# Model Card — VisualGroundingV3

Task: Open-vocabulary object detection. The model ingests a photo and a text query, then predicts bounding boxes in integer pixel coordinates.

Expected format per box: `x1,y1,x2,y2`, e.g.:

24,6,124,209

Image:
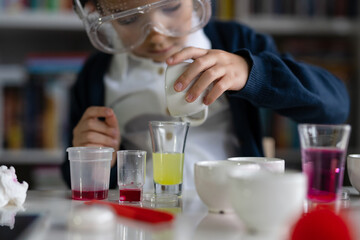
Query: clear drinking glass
117,150,146,203
149,121,190,200
298,124,351,203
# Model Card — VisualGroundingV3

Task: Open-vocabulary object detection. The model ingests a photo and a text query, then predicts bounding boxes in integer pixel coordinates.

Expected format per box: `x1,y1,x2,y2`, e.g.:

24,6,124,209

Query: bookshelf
213,0,360,176
0,11,83,30
0,0,94,189
235,17,357,36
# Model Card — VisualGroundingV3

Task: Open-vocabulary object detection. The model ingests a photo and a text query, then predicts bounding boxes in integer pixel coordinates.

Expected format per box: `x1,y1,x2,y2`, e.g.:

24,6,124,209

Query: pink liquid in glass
72,189,108,200
119,188,142,202
302,148,345,202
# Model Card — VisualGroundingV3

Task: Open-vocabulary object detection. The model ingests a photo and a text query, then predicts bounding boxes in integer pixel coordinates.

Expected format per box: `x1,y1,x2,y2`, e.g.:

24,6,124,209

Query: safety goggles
74,0,212,54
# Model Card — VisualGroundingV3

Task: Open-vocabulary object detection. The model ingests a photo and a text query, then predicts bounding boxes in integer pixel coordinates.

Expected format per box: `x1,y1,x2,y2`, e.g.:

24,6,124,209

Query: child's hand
166,47,250,105
72,106,121,166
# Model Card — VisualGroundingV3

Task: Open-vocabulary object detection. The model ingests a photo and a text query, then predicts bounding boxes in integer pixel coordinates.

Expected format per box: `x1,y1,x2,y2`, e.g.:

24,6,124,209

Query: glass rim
149,121,190,126
117,150,147,155
298,123,351,130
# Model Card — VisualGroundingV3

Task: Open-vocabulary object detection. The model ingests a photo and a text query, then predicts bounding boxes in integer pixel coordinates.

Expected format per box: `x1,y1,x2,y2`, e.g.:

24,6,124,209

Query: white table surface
2,188,360,240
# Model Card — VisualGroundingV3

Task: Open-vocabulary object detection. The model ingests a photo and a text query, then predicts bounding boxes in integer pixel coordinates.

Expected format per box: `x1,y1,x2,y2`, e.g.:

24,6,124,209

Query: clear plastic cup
66,147,114,200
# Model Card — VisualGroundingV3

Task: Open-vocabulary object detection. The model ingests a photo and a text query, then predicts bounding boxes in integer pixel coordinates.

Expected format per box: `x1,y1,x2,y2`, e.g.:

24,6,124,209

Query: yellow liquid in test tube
153,152,184,185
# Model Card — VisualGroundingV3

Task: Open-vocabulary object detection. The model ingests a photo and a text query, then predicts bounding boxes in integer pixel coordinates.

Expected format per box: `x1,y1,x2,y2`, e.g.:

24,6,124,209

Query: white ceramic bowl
194,160,260,213
228,170,306,233
227,157,285,173
347,154,360,193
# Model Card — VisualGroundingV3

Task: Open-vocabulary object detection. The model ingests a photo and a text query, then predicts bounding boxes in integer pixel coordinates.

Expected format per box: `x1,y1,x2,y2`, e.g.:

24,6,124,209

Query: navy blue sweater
61,20,350,189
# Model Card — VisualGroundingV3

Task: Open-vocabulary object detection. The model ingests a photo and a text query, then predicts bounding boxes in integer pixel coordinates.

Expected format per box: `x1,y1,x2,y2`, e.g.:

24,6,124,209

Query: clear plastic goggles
74,0,212,54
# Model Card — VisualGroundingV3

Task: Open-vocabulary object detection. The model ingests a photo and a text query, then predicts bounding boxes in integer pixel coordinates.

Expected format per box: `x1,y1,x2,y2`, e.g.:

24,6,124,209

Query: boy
61,0,349,190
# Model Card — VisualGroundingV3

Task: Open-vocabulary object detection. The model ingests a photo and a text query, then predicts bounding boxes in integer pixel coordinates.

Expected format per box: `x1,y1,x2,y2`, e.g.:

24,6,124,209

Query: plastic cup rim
66,146,115,153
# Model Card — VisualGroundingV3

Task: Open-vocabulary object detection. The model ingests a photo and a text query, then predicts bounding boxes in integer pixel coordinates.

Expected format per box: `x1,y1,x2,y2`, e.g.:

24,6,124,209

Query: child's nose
145,30,168,46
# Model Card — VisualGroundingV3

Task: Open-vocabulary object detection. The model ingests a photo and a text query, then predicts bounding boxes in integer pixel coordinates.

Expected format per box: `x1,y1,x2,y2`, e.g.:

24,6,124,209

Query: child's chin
152,58,167,63
150,55,169,63
150,48,180,63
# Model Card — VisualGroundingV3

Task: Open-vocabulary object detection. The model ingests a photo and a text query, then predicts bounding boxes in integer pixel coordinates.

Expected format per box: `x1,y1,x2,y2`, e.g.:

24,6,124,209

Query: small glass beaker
149,121,190,201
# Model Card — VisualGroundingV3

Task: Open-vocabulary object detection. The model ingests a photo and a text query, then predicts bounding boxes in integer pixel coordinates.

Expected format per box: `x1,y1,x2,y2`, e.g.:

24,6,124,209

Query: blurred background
0,0,358,189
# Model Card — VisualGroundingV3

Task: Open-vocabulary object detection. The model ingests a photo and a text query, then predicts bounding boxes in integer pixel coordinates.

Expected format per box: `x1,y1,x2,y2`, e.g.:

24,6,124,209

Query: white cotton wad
0,166,28,208
0,206,24,229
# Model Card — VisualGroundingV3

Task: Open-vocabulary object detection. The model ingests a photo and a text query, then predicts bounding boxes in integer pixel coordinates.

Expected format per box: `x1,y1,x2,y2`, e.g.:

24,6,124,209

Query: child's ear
84,1,96,12
76,0,96,12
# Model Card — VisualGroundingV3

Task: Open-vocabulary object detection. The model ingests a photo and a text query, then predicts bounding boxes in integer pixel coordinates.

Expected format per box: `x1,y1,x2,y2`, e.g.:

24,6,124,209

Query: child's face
98,0,193,62
131,30,188,63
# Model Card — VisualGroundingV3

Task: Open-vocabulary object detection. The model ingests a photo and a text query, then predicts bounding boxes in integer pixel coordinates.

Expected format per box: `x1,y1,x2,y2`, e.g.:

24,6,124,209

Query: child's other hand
166,47,250,105
72,106,121,166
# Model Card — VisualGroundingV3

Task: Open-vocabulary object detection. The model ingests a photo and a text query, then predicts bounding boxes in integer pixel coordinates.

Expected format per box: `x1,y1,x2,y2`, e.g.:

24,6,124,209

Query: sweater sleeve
206,20,350,124
237,49,349,124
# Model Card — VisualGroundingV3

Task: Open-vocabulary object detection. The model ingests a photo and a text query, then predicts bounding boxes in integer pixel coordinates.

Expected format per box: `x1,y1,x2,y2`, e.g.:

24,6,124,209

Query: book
216,0,234,20
3,86,24,149
0,65,26,149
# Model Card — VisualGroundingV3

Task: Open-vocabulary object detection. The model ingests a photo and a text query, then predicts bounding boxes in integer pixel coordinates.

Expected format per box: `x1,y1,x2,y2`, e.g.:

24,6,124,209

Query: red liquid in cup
72,189,108,200
302,148,345,202
119,188,142,202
